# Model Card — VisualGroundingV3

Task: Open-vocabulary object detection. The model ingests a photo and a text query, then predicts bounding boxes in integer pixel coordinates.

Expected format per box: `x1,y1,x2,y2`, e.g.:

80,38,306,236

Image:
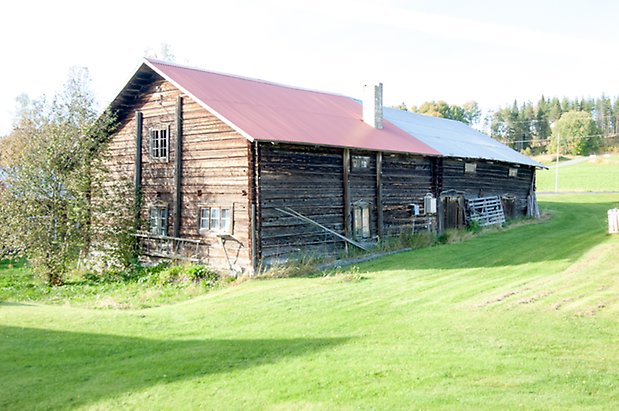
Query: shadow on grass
0,325,348,409
361,200,618,271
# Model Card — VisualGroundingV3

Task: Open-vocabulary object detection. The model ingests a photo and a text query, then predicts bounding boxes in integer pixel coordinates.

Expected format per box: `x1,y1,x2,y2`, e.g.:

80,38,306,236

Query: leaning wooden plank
274,207,371,251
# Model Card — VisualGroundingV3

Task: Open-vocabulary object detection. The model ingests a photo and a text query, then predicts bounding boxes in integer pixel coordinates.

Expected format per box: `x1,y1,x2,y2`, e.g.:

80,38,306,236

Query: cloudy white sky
1,0,619,135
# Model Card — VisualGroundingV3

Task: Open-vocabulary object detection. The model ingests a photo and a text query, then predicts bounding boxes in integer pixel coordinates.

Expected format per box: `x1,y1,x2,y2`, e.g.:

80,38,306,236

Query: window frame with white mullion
148,124,170,161
148,206,168,236
351,155,371,171
198,205,233,234
464,162,477,174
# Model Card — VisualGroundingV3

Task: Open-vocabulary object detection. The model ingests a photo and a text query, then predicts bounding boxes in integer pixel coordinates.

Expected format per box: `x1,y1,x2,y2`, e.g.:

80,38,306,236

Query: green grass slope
536,154,619,192
1,195,619,410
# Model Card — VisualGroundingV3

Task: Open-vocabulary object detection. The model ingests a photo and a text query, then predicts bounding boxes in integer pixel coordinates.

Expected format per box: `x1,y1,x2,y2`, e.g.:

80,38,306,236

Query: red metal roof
143,59,440,156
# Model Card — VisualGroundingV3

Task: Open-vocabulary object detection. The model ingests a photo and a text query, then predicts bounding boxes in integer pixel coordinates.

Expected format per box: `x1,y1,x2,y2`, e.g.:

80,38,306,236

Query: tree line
486,95,618,155
398,95,619,156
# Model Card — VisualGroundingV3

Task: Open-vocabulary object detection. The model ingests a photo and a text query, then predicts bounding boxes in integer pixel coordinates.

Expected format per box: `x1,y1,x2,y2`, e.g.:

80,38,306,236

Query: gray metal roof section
383,107,544,168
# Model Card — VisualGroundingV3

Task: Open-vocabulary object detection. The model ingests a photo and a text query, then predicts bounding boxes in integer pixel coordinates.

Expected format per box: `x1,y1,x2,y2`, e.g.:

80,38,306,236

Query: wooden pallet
466,196,506,227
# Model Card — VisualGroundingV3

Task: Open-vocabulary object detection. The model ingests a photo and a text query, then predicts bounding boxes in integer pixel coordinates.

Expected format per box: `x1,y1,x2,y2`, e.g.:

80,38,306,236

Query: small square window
508,167,518,177
149,126,169,160
352,155,370,170
464,162,477,174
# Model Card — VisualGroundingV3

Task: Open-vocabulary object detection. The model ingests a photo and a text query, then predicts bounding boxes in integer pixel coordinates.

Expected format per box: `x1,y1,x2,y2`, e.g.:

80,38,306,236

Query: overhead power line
501,134,617,145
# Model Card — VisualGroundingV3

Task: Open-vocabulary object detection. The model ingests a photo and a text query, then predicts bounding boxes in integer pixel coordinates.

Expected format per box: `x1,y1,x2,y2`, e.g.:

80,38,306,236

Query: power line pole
555,132,560,192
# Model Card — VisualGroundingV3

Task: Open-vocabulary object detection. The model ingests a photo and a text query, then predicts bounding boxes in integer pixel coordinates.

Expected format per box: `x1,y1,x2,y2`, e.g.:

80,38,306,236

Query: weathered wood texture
343,149,351,238
101,75,538,272
350,150,378,238
256,145,441,261
103,79,251,272
381,153,434,235
441,159,534,216
257,143,345,260
173,96,183,237
376,152,384,237
178,95,251,270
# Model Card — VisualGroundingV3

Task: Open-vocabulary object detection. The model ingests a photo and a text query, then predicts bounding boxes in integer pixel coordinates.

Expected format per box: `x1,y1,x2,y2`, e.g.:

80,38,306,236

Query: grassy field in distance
535,153,619,192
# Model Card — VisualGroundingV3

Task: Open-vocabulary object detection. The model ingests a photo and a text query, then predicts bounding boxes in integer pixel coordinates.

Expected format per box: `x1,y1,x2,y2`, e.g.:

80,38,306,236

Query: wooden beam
250,141,262,274
343,148,351,238
251,204,257,273
432,157,444,234
125,87,145,94
173,96,183,237
275,207,371,251
376,151,383,238
135,72,154,80
134,111,143,229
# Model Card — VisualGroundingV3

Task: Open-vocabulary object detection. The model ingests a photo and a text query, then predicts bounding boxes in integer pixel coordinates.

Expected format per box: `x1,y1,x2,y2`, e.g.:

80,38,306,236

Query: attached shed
102,58,543,273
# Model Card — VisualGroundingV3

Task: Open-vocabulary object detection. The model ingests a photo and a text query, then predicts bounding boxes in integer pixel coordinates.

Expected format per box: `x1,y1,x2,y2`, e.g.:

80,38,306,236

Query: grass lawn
0,260,224,309
536,154,619,192
1,194,619,410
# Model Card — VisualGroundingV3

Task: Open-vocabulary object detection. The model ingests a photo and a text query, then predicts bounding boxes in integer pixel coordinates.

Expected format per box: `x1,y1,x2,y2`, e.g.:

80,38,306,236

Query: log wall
257,143,345,261
255,144,440,263
381,153,435,234
103,79,251,272
350,150,378,239
441,159,535,217
101,75,537,272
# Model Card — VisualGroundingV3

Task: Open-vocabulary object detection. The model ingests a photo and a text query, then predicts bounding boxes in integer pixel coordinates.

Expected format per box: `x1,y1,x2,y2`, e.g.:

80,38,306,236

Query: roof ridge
144,57,350,99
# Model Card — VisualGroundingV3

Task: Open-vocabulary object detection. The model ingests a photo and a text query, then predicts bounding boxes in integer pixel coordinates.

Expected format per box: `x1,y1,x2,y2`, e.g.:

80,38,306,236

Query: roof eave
252,137,442,157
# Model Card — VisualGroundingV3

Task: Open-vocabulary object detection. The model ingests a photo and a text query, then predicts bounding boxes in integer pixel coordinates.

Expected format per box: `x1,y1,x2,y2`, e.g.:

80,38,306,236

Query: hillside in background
535,154,619,192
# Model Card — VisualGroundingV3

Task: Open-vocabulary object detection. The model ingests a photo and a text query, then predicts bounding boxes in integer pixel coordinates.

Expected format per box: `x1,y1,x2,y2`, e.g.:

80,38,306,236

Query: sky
2,0,619,135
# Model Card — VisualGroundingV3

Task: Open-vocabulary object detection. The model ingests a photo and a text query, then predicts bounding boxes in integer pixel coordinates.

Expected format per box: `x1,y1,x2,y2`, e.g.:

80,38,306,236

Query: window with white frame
352,155,371,170
353,203,371,239
508,167,518,177
199,207,210,230
149,125,169,160
199,206,232,233
464,162,477,174
149,207,168,236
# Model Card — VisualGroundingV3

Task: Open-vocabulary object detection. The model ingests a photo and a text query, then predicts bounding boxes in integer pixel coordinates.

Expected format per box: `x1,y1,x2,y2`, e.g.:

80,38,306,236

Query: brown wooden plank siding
381,153,434,235
100,72,538,272
177,94,251,271
256,144,444,262
103,79,252,272
441,159,534,216
349,150,377,239
257,143,345,261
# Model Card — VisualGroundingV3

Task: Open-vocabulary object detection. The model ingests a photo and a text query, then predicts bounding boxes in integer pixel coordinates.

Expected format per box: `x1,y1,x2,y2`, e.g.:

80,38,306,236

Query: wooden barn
103,58,543,274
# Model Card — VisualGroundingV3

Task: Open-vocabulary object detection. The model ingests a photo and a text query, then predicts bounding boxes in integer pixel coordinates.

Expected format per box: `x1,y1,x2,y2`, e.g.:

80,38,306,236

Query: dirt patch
517,290,554,305
577,303,607,317
95,296,130,310
477,290,522,308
